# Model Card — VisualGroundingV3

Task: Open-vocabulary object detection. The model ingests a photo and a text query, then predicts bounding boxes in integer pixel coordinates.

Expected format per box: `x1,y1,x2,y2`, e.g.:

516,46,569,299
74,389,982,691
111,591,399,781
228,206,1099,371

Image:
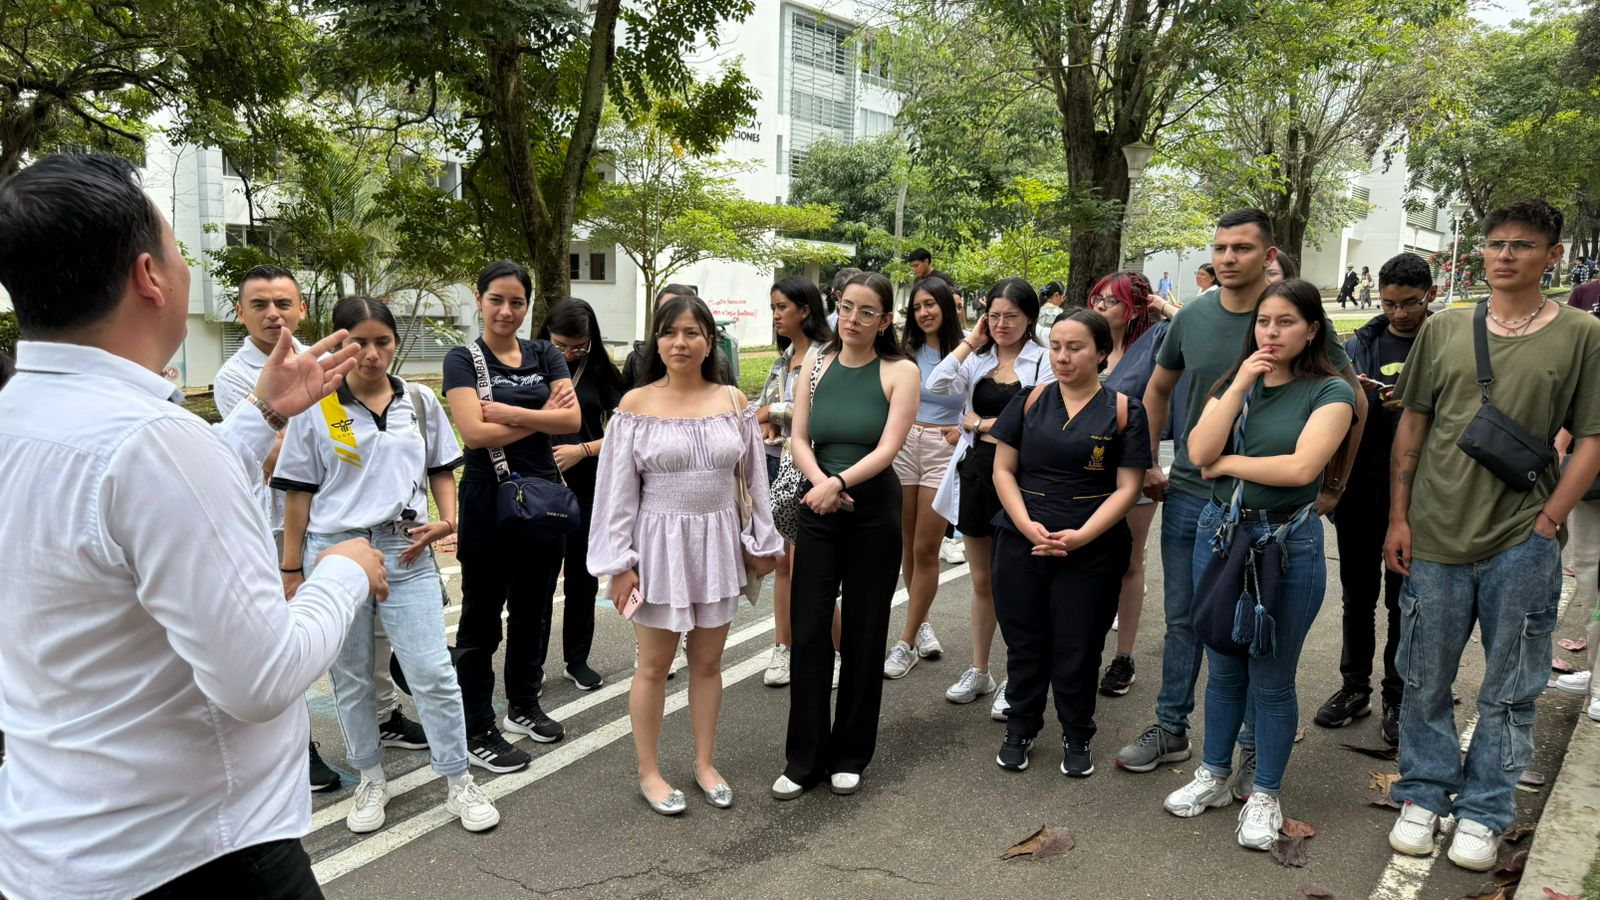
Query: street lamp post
1120,140,1157,271
1448,201,1468,304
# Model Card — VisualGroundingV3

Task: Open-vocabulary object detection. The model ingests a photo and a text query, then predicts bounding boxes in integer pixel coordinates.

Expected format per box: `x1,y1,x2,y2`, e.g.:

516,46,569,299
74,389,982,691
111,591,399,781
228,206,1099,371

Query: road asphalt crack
820,862,939,886
476,860,724,897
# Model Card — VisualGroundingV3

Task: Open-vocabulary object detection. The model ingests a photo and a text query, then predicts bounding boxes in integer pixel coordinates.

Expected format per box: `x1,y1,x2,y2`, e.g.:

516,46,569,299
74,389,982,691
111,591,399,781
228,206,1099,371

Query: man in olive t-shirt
1385,198,1600,871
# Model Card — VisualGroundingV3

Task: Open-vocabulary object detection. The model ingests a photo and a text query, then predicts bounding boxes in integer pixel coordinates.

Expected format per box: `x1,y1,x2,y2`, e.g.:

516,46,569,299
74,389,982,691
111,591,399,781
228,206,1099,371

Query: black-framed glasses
1379,298,1429,313
1089,295,1119,312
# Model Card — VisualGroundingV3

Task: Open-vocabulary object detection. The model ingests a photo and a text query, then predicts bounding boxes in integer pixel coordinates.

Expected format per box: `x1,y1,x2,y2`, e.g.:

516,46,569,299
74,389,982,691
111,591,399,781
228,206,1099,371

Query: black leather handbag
1455,302,1555,492
467,341,582,540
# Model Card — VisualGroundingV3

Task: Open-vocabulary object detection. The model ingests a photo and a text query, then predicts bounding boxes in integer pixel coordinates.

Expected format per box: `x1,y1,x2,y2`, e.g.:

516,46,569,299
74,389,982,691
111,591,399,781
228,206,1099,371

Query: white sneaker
883,641,918,679
1588,697,1600,722
771,774,805,800
346,777,389,834
1112,614,1119,632
1447,818,1501,872
1387,801,1440,856
915,622,943,659
939,537,966,564
764,644,792,687
832,653,842,690
990,681,1010,721
1236,792,1282,850
945,667,996,704
1554,671,1593,695
830,772,862,795
1163,767,1232,818
446,773,501,832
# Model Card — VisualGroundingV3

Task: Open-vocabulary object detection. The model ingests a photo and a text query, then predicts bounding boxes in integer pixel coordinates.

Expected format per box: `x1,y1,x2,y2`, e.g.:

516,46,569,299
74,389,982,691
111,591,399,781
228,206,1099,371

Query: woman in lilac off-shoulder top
588,295,784,815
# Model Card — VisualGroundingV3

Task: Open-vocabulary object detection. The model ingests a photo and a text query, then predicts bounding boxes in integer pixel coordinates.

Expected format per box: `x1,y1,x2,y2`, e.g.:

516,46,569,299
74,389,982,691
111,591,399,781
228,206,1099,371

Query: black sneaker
503,704,564,743
1381,703,1401,746
1313,688,1372,728
468,731,532,773
1061,738,1094,778
308,741,341,792
996,732,1033,771
1099,655,1136,697
565,663,603,691
378,709,429,750
1230,744,1256,800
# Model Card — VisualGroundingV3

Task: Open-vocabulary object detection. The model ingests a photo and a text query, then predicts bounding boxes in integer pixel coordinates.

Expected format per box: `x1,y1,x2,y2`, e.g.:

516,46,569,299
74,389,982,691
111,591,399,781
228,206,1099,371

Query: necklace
1487,297,1546,334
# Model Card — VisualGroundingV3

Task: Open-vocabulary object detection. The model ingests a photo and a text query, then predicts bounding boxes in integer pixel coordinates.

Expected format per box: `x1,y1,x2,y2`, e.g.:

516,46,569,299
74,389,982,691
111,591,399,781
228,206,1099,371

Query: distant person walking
1337,266,1359,308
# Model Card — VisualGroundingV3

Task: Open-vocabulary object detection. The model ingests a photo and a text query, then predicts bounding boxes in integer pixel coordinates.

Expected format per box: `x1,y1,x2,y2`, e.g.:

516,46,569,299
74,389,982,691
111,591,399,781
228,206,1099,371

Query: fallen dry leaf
1000,825,1074,861
1559,636,1587,652
1342,743,1400,761
1552,657,1577,673
1369,772,1402,809
1297,887,1340,900
1495,849,1528,886
1518,771,1546,787
1281,817,1317,839
1295,726,1306,743
1272,834,1310,868
1503,823,1535,844
1515,783,1541,794
1543,889,1582,900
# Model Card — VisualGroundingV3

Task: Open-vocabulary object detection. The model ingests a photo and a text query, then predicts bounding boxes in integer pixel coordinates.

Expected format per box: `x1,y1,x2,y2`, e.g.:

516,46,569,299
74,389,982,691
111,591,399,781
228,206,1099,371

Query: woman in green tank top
772,272,921,800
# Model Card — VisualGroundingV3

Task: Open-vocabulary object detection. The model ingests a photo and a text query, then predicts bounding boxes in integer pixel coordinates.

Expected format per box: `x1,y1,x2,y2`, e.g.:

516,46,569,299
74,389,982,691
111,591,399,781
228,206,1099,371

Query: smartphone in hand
621,587,645,620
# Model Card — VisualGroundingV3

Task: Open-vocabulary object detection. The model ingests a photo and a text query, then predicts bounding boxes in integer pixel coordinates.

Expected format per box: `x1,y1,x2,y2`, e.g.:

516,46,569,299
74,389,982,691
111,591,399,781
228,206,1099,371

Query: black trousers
1331,481,1404,706
555,459,598,668
785,470,902,784
138,839,322,899
455,480,565,734
991,523,1130,744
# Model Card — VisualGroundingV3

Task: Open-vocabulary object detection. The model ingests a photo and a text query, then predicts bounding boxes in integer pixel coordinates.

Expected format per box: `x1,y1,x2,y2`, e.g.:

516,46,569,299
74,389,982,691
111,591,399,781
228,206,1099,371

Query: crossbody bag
1455,301,1556,492
466,341,582,540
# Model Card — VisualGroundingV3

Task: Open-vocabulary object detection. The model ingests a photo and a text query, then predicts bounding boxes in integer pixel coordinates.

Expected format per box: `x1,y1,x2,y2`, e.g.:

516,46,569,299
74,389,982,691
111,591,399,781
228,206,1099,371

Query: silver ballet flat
693,771,734,809
640,784,686,816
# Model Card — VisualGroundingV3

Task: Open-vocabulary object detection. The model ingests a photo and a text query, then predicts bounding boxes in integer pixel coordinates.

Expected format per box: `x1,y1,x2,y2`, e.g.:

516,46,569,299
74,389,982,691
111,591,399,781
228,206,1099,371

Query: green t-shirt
1395,305,1600,564
1155,293,1350,499
1209,377,1356,510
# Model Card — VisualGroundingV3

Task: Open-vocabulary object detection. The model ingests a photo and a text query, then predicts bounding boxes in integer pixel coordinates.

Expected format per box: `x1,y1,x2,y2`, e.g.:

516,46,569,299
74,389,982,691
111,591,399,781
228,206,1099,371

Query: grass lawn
1584,847,1600,900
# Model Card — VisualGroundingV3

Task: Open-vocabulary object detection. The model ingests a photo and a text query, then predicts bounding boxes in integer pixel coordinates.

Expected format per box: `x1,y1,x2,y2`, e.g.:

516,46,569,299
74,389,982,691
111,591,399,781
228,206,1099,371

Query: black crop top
972,376,1023,418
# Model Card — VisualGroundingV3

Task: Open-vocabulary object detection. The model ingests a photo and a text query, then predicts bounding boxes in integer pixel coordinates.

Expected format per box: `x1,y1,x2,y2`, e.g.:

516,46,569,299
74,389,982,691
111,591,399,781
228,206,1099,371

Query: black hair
770,276,833,351
828,267,862,312
1054,308,1114,373
907,248,932,264
903,276,965,357
1271,252,1298,279
642,294,722,385
975,277,1041,356
655,283,697,306
1361,266,1370,275
331,294,398,338
1482,197,1564,246
0,153,164,338
1378,253,1434,291
1040,281,1064,300
239,263,299,292
538,296,624,394
1216,208,1275,246
477,259,532,297
1210,278,1346,398
1197,262,1217,285
823,272,904,361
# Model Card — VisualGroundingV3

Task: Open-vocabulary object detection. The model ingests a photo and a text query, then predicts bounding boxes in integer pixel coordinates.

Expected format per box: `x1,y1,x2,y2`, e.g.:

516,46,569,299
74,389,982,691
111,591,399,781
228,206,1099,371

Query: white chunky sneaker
1388,801,1440,856
1447,819,1501,872
764,644,792,687
1164,767,1232,818
1589,697,1600,722
446,773,501,832
1554,671,1593,695
829,772,862,795
990,681,1010,721
939,537,966,564
1236,792,1282,850
915,622,943,659
883,641,918,679
945,667,996,704
346,777,389,834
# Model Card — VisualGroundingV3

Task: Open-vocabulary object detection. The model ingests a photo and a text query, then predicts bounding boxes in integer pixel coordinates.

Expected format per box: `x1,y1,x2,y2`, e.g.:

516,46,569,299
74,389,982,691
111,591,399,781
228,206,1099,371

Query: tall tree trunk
485,42,555,312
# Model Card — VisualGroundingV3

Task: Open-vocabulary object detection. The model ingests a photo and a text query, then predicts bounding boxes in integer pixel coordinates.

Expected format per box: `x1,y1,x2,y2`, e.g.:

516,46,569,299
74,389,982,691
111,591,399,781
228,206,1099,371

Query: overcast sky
1471,0,1535,28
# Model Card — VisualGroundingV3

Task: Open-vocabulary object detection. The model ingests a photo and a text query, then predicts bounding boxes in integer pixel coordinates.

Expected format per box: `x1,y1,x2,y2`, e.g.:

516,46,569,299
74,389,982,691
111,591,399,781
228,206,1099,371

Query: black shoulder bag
467,341,582,540
1454,302,1555,492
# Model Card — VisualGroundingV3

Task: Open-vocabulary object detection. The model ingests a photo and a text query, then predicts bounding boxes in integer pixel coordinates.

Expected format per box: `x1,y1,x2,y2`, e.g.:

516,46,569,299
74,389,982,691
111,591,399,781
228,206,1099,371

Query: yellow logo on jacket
1086,444,1106,471
319,394,362,468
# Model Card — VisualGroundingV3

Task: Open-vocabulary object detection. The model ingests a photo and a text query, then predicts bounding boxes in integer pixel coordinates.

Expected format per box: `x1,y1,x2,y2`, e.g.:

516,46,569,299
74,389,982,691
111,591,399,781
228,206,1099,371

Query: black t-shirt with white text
443,338,570,483
1352,329,1416,482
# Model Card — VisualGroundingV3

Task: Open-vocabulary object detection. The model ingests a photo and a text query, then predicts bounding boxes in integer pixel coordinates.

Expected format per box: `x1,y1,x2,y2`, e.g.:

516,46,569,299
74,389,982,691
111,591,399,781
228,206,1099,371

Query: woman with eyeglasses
928,278,1048,716
537,298,626,691
774,272,919,800
883,277,966,679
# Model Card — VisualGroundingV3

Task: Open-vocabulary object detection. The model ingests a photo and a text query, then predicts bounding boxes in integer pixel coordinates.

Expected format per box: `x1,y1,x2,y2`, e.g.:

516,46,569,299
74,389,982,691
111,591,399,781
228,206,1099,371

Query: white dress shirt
0,341,369,900
215,336,306,532
925,341,1050,525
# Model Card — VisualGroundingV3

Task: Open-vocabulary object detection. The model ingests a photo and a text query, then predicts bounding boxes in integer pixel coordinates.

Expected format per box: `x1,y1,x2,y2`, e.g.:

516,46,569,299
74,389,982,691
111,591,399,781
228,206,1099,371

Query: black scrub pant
552,458,598,671
138,839,321,899
785,470,902,785
455,479,565,735
992,523,1131,744
1331,479,1404,707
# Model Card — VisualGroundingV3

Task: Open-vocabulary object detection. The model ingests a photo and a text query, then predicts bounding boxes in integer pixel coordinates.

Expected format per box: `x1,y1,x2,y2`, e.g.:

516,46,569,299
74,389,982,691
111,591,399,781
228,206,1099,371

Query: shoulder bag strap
466,341,512,482
1472,300,1494,405
408,384,431,488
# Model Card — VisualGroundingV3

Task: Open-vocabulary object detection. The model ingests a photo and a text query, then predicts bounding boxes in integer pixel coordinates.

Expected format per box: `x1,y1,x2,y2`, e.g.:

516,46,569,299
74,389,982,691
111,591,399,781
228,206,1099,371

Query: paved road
302,500,1589,900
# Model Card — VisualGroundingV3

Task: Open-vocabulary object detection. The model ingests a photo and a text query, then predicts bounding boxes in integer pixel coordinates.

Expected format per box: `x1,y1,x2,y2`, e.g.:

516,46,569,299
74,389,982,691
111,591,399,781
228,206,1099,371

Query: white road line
1367,580,1573,900
308,563,974,863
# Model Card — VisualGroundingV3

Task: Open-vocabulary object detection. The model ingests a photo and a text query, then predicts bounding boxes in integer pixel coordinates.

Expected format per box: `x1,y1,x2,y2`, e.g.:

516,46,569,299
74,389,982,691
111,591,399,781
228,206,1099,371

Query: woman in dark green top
774,272,920,800
1162,279,1356,852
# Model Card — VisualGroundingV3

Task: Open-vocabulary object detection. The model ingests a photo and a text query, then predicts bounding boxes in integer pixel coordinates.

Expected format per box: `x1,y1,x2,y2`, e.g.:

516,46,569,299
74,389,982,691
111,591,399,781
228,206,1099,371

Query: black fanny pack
1454,302,1555,492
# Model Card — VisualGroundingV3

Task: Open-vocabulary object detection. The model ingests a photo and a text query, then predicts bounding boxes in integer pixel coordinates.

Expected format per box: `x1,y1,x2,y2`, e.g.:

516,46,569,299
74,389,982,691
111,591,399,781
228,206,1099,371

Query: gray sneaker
1231,745,1257,801
914,623,943,659
945,667,996,704
883,641,918,679
1115,723,1192,773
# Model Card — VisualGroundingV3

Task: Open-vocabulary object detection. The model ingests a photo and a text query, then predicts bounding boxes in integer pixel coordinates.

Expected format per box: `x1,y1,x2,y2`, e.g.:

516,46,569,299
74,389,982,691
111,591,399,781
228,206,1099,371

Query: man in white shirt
0,152,385,899
216,265,427,791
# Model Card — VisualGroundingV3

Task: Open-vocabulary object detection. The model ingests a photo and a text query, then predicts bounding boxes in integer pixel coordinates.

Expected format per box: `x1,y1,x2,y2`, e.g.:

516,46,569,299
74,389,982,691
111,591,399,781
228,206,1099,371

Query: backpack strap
407,382,431,485
1023,382,1051,414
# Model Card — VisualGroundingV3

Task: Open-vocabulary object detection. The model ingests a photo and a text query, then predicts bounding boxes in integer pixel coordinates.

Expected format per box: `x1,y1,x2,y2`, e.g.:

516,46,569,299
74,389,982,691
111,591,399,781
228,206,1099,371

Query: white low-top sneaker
1447,819,1501,872
1236,793,1282,850
832,653,842,690
883,641,917,679
346,777,389,834
1554,671,1593,695
939,537,966,563
1588,697,1600,722
764,644,792,687
915,622,943,659
770,775,805,800
946,667,996,704
990,682,1011,721
1163,766,1232,818
1387,801,1439,856
447,773,501,832
829,772,862,795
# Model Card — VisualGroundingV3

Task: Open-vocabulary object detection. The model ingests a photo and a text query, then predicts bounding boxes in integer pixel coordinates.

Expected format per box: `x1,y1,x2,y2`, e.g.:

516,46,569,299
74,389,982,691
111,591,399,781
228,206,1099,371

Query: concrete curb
1522,707,1600,897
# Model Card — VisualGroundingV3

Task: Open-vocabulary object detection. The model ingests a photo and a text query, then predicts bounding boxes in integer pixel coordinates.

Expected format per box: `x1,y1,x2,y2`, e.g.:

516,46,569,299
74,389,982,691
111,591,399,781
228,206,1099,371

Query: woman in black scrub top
988,309,1150,778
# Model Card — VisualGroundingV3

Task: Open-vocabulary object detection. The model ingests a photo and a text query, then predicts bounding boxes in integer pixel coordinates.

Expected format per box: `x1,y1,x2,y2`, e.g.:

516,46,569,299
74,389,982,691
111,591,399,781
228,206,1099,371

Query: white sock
360,766,386,786
447,773,470,790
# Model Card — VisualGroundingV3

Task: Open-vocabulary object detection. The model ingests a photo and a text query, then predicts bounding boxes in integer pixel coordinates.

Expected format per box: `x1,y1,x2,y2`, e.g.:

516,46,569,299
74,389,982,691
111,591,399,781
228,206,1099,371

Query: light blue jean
1157,489,1255,748
1392,531,1561,832
307,525,469,777
1192,504,1325,796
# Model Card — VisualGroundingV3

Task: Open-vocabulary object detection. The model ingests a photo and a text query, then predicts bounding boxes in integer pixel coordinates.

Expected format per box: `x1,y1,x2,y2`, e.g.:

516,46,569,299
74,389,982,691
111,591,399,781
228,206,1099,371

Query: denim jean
307,525,469,777
1156,489,1255,747
1392,531,1561,833
1192,504,1325,796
